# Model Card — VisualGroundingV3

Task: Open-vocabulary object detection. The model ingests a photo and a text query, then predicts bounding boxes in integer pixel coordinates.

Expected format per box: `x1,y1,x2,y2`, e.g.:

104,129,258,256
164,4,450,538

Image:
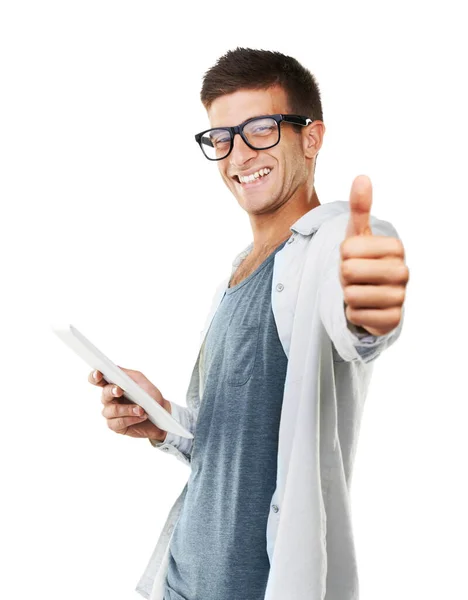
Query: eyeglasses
194,113,313,161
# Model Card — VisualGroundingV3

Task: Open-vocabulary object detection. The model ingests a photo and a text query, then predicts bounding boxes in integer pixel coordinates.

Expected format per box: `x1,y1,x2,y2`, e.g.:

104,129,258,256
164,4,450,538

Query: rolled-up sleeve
149,402,199,466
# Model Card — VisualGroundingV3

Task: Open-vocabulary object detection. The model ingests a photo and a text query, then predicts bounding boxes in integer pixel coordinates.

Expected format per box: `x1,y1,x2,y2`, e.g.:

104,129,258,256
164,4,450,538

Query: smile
236,168,272,186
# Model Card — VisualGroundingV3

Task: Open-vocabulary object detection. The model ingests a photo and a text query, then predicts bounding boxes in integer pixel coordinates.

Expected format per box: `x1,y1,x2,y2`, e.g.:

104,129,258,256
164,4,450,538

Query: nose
229,132,258,168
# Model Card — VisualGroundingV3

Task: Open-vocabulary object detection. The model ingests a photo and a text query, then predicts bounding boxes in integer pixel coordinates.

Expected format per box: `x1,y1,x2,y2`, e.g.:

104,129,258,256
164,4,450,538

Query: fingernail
133,406,142,415
112,386,118,396
93,370,98,380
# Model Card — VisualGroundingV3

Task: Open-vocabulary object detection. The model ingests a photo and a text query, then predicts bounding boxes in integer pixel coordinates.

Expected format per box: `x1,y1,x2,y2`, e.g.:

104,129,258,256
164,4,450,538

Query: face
206,86,317,216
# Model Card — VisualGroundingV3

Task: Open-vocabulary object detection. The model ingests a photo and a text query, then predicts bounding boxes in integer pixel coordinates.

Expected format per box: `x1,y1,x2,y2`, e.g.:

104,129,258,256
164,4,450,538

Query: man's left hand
339,175,410,337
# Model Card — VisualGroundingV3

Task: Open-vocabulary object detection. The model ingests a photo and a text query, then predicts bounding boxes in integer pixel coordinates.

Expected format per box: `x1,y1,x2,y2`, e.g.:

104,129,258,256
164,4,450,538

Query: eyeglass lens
201,117,279,160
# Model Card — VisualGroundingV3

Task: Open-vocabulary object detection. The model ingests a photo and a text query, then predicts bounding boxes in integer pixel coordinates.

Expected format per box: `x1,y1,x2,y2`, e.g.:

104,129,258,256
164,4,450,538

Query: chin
241,195,276,213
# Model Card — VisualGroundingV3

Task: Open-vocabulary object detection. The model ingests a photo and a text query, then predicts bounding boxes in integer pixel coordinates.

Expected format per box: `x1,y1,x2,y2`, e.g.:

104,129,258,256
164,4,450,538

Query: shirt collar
289,200,348,235
232,201,349,267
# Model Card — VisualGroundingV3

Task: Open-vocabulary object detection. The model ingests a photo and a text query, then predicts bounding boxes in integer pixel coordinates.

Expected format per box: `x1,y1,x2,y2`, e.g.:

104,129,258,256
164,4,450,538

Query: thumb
345,175,373,238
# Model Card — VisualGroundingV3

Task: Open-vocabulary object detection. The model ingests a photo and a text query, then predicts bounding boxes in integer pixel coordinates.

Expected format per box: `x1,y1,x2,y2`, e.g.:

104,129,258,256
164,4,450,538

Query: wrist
149,430,167,443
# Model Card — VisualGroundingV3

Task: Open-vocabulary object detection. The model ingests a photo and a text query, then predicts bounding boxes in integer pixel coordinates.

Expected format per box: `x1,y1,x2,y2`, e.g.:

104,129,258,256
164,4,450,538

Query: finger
88,370,106,387
101,383,124,405
340,235,405,261
341,258,409,285
344,284,406,309
106,415,148,435
102,402,147,420
345,305,402,333
345,175,373,238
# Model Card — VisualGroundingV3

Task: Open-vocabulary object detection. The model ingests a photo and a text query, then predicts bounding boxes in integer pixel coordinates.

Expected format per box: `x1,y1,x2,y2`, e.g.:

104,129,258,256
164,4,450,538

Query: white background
1,1,466,599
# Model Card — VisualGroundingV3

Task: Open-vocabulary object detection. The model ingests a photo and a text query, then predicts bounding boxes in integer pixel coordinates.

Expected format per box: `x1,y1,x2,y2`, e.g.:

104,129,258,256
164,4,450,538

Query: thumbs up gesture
339,175,410,337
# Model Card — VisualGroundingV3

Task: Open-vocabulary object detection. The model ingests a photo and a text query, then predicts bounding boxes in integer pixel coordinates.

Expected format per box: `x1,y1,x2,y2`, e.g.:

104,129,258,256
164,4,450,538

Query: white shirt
135,200,405,600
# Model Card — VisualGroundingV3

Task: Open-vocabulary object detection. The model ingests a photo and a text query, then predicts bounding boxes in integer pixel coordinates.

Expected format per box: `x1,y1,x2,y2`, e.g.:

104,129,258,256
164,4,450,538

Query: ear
302,120,325,160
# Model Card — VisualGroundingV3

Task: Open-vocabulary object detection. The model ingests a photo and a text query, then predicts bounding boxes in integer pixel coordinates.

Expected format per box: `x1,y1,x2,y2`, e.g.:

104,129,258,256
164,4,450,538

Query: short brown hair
200,47,323,123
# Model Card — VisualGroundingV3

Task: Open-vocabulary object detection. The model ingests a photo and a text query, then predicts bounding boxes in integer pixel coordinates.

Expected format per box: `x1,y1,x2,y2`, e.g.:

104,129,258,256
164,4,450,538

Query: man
89,48,409,600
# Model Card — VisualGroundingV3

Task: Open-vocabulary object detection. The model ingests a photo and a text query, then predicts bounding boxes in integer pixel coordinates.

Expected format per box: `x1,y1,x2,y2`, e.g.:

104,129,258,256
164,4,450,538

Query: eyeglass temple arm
282,115,313,126
199,134,214,148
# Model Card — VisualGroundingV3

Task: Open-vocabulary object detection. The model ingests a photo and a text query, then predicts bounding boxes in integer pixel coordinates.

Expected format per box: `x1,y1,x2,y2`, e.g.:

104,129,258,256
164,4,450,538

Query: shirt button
162,446,169,451
272,504,279,513
276,283,284,292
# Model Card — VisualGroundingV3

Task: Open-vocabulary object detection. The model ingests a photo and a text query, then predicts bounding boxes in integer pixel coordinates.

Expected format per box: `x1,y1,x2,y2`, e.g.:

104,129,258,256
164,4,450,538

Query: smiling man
198,84,322,274
131,48,409,600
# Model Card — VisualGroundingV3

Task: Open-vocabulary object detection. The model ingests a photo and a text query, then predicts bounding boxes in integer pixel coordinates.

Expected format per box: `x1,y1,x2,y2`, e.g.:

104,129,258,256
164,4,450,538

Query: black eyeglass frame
194,113,313,161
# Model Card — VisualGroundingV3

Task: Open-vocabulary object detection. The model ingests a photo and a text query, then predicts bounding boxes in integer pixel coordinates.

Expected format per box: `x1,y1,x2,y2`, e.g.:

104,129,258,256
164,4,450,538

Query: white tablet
51,324,193,440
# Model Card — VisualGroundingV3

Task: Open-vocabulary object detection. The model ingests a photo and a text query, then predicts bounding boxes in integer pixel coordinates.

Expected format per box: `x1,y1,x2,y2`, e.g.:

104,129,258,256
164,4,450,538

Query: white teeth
238,168,271,184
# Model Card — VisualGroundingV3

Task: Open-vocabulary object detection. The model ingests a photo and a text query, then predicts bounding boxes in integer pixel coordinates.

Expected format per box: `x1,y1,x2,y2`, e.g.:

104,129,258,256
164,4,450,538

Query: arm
320,176,409,363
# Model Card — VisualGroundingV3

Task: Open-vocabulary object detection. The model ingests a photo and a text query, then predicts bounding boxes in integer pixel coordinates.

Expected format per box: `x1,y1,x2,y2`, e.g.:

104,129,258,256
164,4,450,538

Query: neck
249,187,321,255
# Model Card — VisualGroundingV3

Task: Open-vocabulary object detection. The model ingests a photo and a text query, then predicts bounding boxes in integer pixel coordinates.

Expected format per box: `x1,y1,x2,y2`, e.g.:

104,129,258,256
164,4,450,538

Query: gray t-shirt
164,237,290,600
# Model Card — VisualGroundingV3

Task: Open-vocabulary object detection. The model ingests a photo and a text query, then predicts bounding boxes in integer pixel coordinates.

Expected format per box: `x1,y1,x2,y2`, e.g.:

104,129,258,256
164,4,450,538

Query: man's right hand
88,367,171,442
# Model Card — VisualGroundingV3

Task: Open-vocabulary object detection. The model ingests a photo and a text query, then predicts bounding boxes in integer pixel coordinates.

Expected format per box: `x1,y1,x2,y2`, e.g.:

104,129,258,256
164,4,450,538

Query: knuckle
396,263,409,282
402,265,410,282
343,286,357,305
105,403,116,418
339,240,346,258
340,239,352,260
390,307,401,327
393,238,404,255
341,261,350,280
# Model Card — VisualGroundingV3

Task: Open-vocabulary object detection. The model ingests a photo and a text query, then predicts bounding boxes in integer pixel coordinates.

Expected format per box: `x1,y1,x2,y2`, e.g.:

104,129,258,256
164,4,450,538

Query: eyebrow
210,113,271,130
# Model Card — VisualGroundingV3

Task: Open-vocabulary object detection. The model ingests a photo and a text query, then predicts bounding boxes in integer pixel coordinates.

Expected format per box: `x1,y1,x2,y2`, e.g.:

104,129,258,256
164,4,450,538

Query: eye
208,129,231,147
212,135,230,146
252,125,275,134
244,118,277,137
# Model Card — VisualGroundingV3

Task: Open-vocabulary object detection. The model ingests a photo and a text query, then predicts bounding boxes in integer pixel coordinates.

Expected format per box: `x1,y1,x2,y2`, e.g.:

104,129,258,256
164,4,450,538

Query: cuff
149,401,194,457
